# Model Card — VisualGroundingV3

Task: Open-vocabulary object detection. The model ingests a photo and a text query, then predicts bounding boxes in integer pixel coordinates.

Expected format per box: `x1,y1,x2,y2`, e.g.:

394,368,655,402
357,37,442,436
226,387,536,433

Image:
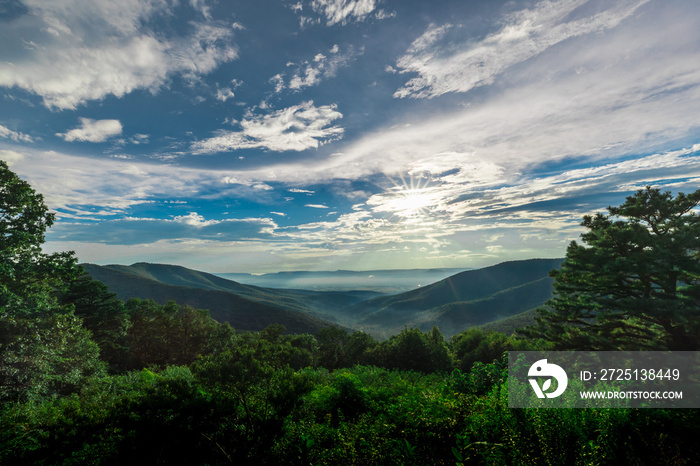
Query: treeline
61,270,544,377
2,274,698,465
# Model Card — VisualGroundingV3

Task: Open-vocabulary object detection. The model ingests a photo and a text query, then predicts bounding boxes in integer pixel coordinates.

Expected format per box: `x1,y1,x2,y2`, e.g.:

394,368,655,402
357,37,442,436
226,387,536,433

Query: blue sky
1,0,700,273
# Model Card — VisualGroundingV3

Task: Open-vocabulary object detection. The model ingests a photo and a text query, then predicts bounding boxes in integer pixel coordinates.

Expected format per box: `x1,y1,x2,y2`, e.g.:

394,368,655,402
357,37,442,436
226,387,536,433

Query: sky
1,0,700,273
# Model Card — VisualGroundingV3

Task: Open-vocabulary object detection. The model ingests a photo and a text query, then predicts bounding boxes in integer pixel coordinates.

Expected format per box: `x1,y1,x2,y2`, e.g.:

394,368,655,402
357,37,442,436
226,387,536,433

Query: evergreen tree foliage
521,187,700,350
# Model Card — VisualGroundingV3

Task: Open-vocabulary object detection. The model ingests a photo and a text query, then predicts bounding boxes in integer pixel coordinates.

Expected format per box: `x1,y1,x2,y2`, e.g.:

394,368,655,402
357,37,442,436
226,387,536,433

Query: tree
367,327,453,373
521,187,700,350
0,160,103,401
451,328,514,371
125,299,221,369
0,161,79,313
60,272,130,372
316,326,349,370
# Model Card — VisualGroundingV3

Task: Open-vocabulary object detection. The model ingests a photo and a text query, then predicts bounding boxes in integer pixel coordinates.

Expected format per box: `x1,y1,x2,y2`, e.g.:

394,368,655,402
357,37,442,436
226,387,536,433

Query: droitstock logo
528,359,568,399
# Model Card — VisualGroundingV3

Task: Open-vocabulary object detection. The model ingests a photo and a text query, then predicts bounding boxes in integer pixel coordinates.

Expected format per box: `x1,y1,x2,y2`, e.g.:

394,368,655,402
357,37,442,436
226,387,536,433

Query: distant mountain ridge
214,268,469,293
82,263,376,334
346,258,564,338
83,258,563,338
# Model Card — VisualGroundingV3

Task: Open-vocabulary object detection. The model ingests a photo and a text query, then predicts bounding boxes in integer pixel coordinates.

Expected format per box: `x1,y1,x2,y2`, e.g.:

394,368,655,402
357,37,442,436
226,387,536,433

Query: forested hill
81,263,366,334
346,258,564,338
84,259,564,338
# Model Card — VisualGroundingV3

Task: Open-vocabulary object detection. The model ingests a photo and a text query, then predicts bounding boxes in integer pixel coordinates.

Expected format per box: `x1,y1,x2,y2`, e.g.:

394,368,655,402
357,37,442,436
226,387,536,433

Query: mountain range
83,258,563,338
214,268,469,293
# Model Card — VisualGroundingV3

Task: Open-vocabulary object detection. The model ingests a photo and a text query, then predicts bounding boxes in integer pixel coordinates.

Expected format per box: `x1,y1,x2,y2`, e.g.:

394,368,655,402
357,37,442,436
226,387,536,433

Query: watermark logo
528,359,568,398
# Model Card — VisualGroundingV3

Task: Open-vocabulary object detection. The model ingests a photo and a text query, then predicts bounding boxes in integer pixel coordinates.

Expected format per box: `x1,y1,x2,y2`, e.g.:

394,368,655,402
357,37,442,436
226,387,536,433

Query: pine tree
521,187,700,350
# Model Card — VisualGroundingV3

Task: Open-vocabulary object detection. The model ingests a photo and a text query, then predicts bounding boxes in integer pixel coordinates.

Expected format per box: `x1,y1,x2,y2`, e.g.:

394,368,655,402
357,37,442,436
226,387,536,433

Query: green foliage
0,161,80,314
451,328,514,371
2,360,699,465
124,298,221,369
0,161,104,402
367,327,453,373
0,311,104,402
522,187,700,350
60,272,130,372
316,327,376,370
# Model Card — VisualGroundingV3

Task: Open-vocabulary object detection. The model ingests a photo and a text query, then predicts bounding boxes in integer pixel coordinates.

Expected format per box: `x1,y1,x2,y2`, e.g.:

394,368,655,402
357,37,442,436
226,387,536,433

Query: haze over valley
84,258,562,338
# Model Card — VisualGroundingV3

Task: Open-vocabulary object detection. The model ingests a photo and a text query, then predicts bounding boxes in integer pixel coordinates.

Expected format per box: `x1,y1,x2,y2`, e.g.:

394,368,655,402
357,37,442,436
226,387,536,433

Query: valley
84,258,563,338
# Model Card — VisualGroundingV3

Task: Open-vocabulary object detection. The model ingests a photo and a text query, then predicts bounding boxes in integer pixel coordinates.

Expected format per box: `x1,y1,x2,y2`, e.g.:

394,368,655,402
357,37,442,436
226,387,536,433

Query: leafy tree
60,272,130,372
125,298,220,369
343,330,376,366
451,328,514,371
0,160,103,401
0,161,79,313
521,187,700,350
368,327,453,373
316,327,376,370
316,326,349,370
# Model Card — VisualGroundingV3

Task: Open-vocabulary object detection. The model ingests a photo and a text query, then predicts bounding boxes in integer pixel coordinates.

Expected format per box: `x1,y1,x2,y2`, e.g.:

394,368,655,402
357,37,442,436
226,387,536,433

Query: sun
374,174,438,222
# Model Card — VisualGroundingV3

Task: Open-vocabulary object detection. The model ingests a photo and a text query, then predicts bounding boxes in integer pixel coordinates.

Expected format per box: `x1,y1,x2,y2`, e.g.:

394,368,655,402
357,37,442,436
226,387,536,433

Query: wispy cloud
0,124,34,143
264,45,361,101
313,0,378,25
191,101,343,153
51,213,279,245
279,45,362,92
394,0,650,98
294,0,388,27
57,118,123,142
0,0,238,109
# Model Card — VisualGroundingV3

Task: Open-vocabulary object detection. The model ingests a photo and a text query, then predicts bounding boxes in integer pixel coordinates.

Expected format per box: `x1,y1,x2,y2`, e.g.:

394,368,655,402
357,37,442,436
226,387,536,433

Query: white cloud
58,118,123,142
310,0,378,26
189,0,212,20
305,204,329,209
276,45,361,93
129,134,150,145
0,125,34,143
394,0,650,98
289,66,322,90
0,149,27,166
50,212,279,245
7,0,700,272
192,101,344,153
270,74,285,93
216,87,236,102
0,0,238,109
